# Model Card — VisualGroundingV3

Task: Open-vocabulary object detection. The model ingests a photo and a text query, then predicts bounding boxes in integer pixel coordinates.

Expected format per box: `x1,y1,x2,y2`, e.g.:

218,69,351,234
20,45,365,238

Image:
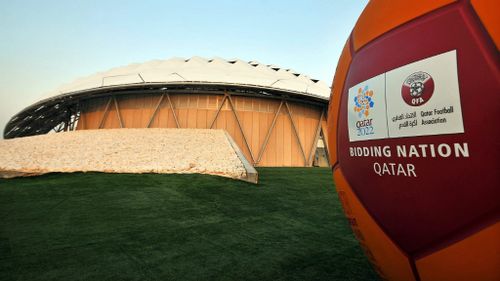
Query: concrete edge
223,130,258,184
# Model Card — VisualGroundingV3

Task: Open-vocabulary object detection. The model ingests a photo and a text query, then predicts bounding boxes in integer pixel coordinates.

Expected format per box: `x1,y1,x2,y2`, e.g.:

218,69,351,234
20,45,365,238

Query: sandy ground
0,128,249,180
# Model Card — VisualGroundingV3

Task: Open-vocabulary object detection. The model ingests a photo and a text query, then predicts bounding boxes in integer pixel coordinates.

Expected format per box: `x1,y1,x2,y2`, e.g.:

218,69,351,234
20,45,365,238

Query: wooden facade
76,92,329,167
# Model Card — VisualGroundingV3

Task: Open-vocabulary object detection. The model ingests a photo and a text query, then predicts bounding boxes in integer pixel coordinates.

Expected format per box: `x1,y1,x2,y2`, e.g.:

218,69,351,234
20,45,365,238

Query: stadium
0,56,374,280
3,56,331,167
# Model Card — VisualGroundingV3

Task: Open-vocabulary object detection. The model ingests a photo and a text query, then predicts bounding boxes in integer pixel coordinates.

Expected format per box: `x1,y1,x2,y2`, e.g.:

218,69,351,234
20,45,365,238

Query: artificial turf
0,168,378,281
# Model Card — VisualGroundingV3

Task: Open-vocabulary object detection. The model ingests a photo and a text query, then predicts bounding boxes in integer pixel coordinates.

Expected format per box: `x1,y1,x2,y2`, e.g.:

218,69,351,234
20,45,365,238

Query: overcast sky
0,0,368,136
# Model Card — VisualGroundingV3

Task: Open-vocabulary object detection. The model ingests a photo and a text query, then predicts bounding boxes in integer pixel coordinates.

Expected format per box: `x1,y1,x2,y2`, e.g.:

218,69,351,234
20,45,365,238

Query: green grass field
0,168,378,281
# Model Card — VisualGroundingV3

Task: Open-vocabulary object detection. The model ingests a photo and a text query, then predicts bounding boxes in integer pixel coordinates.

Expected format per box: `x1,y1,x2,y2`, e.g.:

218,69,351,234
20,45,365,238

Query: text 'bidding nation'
349,142,469,178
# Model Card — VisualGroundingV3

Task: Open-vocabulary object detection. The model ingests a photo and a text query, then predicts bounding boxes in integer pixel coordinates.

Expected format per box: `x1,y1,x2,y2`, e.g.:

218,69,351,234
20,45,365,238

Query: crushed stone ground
0,128,247,180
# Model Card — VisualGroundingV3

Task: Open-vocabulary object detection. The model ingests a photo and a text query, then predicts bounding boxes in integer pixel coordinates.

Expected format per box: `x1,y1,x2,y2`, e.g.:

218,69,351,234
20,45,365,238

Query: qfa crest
354,85,374,118
401,71,434,106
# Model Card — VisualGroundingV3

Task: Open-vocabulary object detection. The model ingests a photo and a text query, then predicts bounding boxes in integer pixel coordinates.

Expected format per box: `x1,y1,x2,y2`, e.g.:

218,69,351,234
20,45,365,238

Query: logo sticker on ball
347,50,464,141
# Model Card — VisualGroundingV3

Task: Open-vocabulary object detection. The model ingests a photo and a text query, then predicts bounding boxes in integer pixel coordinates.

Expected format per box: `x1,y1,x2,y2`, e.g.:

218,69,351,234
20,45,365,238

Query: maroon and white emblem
401,71,434,106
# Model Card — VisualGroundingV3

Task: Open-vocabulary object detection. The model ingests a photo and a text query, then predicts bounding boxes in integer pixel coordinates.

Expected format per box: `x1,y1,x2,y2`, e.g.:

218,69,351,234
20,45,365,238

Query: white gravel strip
0,129,248,180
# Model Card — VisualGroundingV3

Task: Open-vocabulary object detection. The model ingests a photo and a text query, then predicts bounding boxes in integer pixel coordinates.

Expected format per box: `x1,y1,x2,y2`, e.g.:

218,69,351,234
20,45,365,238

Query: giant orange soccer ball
327,1,499,281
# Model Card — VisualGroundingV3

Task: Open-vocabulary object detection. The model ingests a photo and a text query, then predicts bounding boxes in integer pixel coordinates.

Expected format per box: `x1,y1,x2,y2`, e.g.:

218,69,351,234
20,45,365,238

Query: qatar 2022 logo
354,85,374,118
353,85,375,136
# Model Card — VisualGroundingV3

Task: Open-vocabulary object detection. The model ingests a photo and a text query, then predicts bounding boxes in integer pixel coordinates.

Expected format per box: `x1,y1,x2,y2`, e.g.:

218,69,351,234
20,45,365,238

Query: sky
0,0,368,136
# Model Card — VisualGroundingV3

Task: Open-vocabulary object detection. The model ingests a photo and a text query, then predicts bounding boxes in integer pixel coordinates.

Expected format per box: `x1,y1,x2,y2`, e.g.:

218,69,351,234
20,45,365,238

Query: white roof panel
40,56,331,101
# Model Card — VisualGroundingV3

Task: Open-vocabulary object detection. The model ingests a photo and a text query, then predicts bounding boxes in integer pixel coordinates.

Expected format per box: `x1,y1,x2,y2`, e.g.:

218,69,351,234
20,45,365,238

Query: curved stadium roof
5,56,331,139
43,56,330,100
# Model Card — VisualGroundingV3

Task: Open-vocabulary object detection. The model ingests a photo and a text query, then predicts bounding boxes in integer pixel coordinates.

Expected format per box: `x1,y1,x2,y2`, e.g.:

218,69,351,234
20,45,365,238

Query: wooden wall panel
214,109,226,130
241,111,253,155
289,103,302,166
251,111,259,158
187,108,197,128
199,95,208,109
153,100,168,128
258,113,272,166
197,109,208,129
142,94,155,128
166,107,177,128
118,96,133,128
257,112,269,166
296,104,306,157
176,95,187,108
177,108,187,128
266,110,281,166
208,95,217,110
303,105,314,162
275,112,285,165
147,94,162,128
259,99,279,166
77,93,326,167
102,106,119,129
283,110,292,166
151,102,162,128
80,97,108,129
188,94,198,108
225,109,236,139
